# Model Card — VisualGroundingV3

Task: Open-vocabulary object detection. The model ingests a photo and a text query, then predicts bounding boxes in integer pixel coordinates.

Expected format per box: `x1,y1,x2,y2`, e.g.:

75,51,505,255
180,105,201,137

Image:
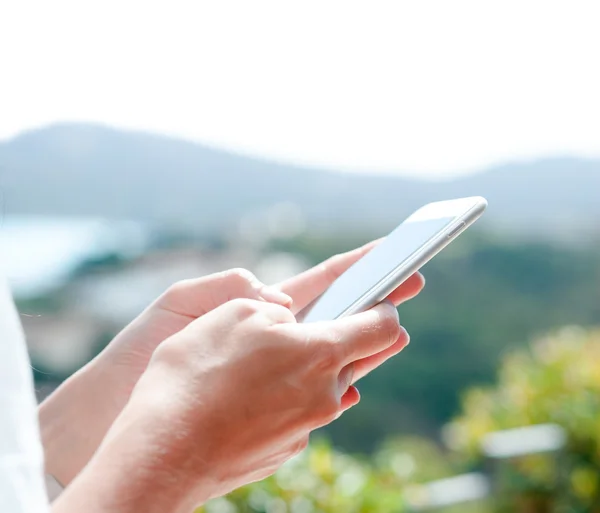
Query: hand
41,240,424,486
104,240,423,400
104,240,422,407
100,268,294,413
277,240,425,382
41,268,293,486
55,299,405,513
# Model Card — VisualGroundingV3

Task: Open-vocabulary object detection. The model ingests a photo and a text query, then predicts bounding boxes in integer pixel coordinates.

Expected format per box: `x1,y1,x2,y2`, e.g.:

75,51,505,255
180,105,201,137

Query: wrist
54,396,212,513
39,356,122,485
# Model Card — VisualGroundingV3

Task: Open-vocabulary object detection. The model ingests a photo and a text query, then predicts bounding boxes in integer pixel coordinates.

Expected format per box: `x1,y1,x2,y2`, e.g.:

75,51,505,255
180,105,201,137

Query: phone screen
301,216,455,323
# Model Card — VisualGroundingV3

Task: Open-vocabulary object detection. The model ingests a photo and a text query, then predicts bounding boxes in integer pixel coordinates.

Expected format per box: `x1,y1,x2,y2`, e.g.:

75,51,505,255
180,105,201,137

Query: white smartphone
299,196,488,323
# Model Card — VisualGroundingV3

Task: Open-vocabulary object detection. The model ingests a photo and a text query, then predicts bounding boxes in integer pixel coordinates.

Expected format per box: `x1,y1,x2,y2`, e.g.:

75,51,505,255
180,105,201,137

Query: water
0,216,148,298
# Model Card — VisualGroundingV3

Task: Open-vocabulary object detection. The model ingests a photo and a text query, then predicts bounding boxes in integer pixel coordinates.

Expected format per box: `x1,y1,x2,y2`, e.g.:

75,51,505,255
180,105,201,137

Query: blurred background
1,1,600,511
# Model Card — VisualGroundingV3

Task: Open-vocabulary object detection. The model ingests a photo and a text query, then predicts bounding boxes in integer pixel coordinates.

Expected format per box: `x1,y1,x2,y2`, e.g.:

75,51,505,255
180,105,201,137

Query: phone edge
337,198,487,319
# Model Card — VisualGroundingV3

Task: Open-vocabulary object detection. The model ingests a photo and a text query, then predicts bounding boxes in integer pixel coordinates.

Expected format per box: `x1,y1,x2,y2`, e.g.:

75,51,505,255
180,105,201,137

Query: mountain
1,123,599,238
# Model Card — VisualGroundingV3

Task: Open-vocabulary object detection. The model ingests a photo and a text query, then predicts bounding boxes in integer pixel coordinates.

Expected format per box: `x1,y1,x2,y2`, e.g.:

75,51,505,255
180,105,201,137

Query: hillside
1,123,599,238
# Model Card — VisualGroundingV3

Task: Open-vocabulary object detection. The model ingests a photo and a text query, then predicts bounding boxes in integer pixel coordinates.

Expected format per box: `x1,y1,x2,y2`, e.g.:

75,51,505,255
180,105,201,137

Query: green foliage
194,328,600,513
267,233,600,452
448,327,600,512
70,252,128,277
196,437,453,513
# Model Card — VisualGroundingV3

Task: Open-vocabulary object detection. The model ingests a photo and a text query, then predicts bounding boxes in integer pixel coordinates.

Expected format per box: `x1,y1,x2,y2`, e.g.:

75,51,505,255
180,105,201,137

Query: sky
1,0,599,179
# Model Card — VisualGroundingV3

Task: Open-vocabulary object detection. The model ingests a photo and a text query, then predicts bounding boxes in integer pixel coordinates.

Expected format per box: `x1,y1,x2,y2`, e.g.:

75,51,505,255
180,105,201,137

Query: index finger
278,239,381,313
278,240,425,314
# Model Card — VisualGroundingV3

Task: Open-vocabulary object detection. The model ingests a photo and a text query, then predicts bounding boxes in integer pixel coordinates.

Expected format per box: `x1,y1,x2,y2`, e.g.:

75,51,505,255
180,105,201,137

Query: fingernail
401,326,410,345
384,300,400,322
338,388,361,418
259,286,293,307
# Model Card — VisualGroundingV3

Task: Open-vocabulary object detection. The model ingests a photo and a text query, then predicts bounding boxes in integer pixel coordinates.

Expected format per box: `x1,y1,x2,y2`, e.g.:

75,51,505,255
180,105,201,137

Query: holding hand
56,299,406,513
43,239,424,502
41,268,293,486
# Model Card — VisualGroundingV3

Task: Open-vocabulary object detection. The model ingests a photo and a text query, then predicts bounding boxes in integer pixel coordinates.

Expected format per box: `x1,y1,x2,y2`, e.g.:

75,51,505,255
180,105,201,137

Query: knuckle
227,298,295,326
152,338,185,367
273,304,297,324
256,303,297,327
223,268,259,289
158,279,191,305
164,279,190,299
227,297,263,318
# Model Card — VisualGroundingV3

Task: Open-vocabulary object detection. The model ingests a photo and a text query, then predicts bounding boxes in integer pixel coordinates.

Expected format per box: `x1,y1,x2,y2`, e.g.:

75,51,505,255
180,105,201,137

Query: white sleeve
0,276,49,512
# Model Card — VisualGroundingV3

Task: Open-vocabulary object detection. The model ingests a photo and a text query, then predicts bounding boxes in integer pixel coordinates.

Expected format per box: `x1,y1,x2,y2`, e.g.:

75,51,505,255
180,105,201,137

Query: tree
447,327,600,512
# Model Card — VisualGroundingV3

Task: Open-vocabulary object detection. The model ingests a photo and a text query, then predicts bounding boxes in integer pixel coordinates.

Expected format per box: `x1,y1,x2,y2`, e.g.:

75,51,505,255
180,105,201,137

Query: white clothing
0,275,49,512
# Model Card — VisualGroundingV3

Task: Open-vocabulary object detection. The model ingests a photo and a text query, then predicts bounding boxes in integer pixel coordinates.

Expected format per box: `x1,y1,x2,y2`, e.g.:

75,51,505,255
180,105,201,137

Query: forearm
50,398,209,513
39,356,123,485
51,452,190,513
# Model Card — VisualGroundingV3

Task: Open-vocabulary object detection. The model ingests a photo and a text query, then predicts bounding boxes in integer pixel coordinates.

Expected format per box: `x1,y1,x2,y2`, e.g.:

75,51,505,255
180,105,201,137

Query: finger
339,386,361,412
197,298,297,336
351,327,410,383
278,239,382,313
337,363,355,397
302,300,402,365
157,268,292,319
387,272,426,306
